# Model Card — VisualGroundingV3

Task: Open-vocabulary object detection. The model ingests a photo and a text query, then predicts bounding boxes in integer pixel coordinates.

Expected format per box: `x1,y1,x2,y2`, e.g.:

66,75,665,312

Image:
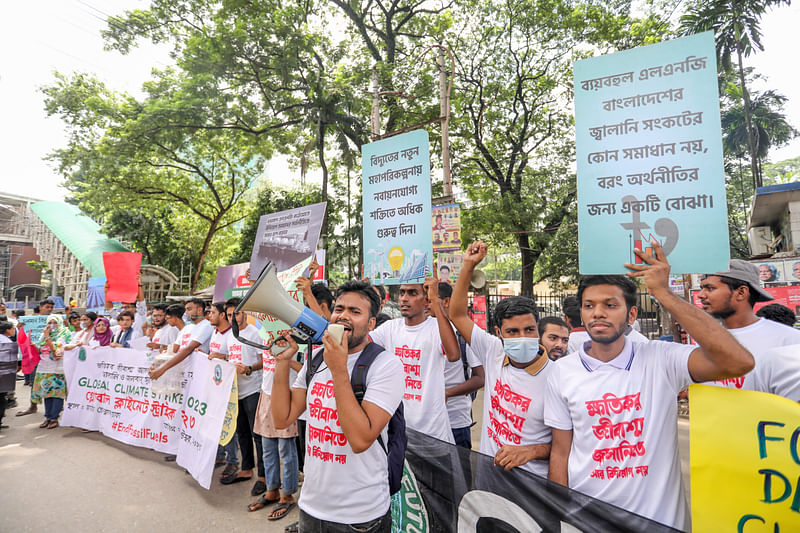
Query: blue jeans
452,426,472,449
262,436,298,495
217,438,238,465
44,397,64,420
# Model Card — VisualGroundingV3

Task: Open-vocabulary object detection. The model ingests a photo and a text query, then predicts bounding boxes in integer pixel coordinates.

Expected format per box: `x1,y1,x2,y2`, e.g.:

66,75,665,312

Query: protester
149,298,212,381
147,303,179,352
271,280,403,530
295,275,333,320
67,311,80,332
16,299,53,417
65,312,97,349
755,303,796,327
230,298,299,519
437,282,484,449
32,314,73,429
562,296,587,355
449,242,554,475
164,304,188,352
105,280,146,336
0,303,6,321
538,317,570,361
697,260,800,399
545,242,754,530
0,321,17,430
90,317,113,347
110,310,137,347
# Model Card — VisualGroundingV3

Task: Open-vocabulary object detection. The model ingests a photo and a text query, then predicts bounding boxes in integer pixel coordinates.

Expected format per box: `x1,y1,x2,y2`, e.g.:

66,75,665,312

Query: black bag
306,341,407,494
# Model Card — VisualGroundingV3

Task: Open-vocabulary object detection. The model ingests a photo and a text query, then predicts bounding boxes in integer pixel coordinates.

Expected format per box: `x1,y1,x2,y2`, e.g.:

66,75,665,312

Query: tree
680,0,791,187
43,72,264,290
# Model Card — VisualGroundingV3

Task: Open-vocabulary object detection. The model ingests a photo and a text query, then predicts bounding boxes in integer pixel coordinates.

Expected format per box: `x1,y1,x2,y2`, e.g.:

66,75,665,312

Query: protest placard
362,129,433,285
61,347,234,489
574,31,728,274
103,252,142,302
213,262,251,302
690,384,800,531
249,202,326,277
17,315,49,343
432,203,461,253
436,252,463,285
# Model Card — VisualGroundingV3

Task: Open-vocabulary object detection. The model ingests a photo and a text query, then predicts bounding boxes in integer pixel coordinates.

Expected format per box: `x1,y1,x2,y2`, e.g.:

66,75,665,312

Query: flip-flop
46,420,59,429
248,494,280,512
39,419,50,428
220,473,252,485
284,521,299,533
268,501,296,521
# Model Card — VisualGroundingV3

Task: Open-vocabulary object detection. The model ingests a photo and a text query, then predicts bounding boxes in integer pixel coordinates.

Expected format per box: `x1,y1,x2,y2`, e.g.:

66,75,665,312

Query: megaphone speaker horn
232,261,329,350
470,269,487,290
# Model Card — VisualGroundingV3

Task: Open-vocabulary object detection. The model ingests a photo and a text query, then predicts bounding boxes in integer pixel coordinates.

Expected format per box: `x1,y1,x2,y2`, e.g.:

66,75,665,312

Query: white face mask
502,336,540,364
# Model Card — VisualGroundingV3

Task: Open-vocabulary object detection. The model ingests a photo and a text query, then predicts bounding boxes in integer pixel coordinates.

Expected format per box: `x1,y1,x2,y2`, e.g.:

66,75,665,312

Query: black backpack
305,341,407,494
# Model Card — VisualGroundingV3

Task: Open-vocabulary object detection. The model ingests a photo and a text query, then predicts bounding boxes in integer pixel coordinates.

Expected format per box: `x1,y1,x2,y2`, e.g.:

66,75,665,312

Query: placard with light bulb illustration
362,129,433,285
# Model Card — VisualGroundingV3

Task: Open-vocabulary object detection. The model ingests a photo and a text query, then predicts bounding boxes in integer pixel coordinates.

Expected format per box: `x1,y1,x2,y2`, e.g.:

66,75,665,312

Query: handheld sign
362,129,433,285
574,31,729,274
103,252,142,302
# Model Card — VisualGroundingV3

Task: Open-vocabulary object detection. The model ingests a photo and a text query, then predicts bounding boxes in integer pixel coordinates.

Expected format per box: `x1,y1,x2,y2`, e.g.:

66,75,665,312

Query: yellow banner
219,374,238,446
690,384,800,531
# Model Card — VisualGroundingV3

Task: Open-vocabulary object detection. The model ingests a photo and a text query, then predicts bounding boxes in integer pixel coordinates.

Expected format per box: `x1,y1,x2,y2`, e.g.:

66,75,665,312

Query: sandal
46,420,59,429
284,521,299,533
268,501,296,521
248,494,280,512
221,473,252,485
39,419,51,428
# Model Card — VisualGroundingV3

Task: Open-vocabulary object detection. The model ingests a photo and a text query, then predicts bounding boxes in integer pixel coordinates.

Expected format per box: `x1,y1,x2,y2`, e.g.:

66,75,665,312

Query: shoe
164,454,177,462
0,424,8,429
17,406,37,417
251,480,267,496
220,464,238,478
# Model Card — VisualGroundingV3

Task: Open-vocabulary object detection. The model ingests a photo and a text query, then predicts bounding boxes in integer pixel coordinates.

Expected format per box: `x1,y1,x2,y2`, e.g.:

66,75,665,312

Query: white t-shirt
189,319,213,353
152,325,179,348
709,318,800,399
444,343,481,430
469,327,552,477
567,330,590,355
209,327,230,356
177,323,195,349
544,337,694,530
260,342,299,396
292,347,403,523
226,324,263,399
369,317,454,443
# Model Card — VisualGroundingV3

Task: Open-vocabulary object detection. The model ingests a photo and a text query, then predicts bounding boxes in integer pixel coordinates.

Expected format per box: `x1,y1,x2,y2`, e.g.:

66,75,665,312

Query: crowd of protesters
3,239,800,532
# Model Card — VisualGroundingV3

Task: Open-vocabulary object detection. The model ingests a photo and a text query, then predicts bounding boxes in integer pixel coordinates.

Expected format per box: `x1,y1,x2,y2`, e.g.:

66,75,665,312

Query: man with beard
538,317,570,361
367,279,462,444
271,280,403,531
147,303,179,352
698,259,800,399
545,243,754,530
450,242,553,475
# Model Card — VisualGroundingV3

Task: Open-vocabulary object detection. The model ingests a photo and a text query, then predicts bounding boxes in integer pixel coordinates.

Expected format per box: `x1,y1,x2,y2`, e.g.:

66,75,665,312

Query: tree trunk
192,217,220,292
736,44,761,188
318,120,329,273
517,232,537,298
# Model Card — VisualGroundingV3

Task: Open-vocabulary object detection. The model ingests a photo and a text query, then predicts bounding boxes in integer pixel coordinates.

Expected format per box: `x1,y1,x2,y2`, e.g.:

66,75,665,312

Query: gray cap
711,259,774,302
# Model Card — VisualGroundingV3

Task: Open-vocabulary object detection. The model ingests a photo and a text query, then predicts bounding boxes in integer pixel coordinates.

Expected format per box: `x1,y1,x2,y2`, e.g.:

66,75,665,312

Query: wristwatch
245,366,252,376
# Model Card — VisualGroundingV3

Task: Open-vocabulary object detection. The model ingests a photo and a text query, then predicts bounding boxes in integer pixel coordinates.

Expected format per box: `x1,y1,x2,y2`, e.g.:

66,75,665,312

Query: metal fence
470,291,663,340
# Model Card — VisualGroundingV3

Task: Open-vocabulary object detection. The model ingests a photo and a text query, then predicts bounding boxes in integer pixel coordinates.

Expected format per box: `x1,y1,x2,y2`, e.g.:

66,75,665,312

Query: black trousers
237,392,264,476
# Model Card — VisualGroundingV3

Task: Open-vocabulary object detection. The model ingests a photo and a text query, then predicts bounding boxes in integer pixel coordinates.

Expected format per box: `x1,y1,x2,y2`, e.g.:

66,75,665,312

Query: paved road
1,385,692,532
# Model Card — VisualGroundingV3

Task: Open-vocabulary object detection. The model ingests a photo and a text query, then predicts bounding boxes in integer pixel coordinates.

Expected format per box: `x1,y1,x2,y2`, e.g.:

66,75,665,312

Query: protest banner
248,201,326,277
312,248,325,281
253,257,312,346
394,429,680,532
751,259,787,284
362,129,433,285
690,384,800,532
61,347,234,489
432,203,462,253
436,252,463,285
103,252,142,302
86,277,106,312
17,315,49,343
213,262,251,302
574,31,728,274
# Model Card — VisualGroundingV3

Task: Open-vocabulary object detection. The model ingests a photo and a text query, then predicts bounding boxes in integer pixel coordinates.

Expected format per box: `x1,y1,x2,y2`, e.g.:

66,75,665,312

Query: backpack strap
458,331,469,382
304,348,326,389
350,341,389,454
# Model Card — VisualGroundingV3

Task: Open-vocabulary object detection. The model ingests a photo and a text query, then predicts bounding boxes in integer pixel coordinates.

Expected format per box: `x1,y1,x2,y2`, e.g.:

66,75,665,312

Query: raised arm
426,276,460,362
626,242,754,382
295,276,330,320
450,241,488,344
322,331,394,453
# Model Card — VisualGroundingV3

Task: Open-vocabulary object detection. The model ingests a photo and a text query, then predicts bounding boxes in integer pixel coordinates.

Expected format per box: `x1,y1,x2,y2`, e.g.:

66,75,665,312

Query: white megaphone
232,261,329,351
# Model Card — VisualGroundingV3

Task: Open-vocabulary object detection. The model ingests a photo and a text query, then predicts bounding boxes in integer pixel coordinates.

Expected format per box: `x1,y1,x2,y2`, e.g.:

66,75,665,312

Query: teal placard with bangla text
574,31,729,274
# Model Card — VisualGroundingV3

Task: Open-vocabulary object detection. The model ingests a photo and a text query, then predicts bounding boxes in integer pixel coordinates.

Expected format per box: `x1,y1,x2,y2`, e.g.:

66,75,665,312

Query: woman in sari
32,314,72,429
